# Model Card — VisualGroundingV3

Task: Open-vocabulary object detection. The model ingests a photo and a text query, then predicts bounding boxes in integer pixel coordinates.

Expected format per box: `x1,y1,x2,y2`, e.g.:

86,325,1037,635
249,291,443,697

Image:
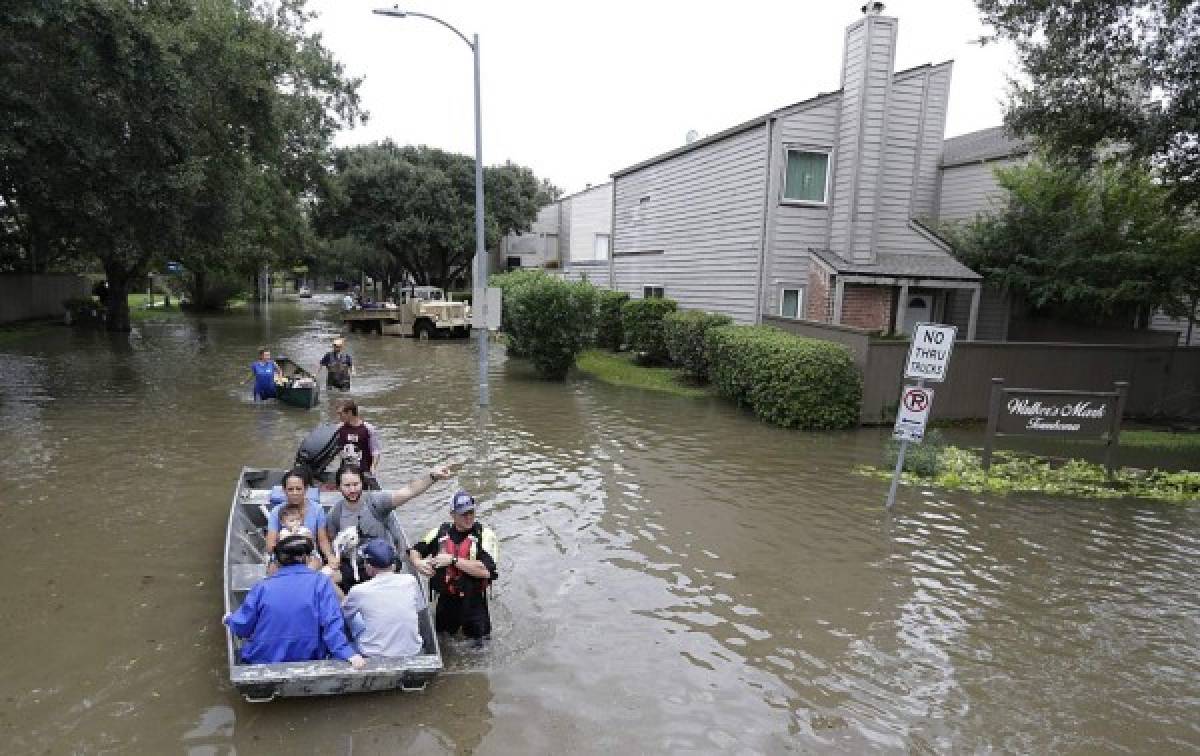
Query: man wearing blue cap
341,539,424,658
408,491,499,642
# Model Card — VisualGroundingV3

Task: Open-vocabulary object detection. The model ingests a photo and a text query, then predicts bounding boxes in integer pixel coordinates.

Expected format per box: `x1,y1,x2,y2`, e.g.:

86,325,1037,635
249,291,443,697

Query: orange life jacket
437,523,490,597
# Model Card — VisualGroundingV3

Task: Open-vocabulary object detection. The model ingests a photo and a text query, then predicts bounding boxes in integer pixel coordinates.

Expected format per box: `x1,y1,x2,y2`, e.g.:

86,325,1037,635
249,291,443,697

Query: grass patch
858,445,1200,503
575,349,714,399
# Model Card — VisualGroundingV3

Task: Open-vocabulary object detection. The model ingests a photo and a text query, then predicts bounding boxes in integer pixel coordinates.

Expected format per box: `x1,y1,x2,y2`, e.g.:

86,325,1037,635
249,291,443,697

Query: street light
372,7,490,406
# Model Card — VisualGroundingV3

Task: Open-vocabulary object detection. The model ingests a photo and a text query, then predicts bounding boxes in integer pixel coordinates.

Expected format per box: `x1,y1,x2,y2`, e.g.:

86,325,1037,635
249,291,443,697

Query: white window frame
643,284,665,299
781,147,832,206
780,287,805,319
593,233,610,261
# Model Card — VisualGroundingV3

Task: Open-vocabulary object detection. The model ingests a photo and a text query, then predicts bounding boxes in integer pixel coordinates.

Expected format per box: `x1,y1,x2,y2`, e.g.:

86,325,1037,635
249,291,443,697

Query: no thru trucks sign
904,323,957,383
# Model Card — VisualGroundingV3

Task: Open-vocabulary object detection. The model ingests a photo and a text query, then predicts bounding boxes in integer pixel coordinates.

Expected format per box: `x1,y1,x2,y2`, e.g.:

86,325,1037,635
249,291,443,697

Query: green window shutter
784,151,828,202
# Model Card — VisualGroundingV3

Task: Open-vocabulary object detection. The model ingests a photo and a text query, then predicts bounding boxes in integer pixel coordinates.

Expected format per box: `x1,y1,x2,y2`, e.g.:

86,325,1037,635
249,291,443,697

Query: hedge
663,310,733,382
621,297,678,364
594,289,629,351
706,325,862,430
490,269,550,357
504,275,597,380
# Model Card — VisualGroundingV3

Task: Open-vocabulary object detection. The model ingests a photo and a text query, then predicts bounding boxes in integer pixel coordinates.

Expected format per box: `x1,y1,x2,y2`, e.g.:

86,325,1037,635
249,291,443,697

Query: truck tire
414,321,436,340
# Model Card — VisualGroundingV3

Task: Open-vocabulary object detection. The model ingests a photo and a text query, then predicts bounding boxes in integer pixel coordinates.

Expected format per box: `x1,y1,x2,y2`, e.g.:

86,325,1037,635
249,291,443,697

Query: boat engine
294,423,341,480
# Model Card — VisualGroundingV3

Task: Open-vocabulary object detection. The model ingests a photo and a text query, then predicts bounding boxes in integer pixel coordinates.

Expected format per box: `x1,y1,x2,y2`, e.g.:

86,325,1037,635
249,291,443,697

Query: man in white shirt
342,539,425,658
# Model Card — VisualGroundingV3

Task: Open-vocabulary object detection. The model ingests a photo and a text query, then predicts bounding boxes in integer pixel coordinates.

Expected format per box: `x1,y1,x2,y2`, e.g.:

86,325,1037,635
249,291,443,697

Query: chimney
829,7,897,264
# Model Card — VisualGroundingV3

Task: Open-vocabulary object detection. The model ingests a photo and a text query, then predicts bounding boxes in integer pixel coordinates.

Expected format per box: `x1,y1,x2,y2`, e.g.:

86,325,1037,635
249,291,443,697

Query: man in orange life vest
408,490,499,642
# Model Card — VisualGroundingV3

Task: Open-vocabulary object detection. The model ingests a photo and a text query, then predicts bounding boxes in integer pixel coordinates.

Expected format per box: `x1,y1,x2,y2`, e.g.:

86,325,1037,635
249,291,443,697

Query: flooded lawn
0,298,1197,753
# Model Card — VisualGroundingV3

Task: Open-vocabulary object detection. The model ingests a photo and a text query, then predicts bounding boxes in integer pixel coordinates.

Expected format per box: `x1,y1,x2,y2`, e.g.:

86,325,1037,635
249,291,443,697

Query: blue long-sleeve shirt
225,565,356,664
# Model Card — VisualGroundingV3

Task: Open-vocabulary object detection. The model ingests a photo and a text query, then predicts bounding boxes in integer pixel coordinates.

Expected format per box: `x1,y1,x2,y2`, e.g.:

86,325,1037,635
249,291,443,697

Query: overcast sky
306,0,1021,195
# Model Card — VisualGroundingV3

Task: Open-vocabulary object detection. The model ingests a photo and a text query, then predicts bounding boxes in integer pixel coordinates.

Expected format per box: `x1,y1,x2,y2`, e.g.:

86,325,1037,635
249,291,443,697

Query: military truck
342,286,471,339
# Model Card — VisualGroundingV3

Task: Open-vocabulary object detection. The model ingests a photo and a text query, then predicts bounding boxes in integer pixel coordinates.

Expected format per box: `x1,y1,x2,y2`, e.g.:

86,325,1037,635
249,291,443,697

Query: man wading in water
319,337,354,390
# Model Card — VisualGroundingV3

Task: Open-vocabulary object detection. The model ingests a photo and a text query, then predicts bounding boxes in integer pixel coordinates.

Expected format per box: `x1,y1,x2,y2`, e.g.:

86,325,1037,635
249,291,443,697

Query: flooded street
1,298,1198,754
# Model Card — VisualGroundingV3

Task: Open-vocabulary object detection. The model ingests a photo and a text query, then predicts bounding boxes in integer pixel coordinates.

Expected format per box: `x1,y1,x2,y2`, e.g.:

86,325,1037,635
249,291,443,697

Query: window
783,149,829,204
593,233,610,261
780,288,804,319
506,256,522,270
634,196,651,223
643,285,665,299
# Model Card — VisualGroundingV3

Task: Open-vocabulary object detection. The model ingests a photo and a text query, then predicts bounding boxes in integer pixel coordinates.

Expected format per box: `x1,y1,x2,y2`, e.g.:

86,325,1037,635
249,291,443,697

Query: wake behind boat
222,426,443,702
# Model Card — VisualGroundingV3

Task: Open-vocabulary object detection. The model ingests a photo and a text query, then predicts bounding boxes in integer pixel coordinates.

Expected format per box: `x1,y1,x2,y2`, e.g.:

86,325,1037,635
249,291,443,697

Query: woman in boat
266,468,336,570
325,461,457,588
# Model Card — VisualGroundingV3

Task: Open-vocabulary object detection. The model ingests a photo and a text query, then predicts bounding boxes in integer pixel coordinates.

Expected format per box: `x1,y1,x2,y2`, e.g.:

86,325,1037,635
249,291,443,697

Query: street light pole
373,7,489,406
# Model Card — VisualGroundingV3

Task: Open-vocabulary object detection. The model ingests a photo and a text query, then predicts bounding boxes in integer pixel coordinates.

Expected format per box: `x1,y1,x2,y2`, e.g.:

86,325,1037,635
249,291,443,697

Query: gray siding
829,15,898,263
564,184,612,265
936,157,1024,222
502,202,560,267
875,65,952,255
611,125,768,323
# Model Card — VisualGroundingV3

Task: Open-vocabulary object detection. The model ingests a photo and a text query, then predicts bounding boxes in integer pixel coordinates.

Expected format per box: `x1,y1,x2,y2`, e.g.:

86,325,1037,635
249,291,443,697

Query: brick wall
807,269,832,322
840,284,894,331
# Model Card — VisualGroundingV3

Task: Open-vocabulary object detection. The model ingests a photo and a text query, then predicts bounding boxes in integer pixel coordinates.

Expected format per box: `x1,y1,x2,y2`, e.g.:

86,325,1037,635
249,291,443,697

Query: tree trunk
193,269,209,310
103,263,132,332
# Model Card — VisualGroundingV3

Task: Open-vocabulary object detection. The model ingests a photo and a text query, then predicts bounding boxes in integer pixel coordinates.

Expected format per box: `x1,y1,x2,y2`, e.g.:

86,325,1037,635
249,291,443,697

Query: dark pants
434,592,491,639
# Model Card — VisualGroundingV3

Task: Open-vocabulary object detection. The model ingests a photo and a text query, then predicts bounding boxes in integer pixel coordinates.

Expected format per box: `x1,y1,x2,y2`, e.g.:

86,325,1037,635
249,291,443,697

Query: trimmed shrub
664,310,734,382
490,269,550,357
594,289,629,351
706,325,862,430
621,297,678,364
505,276,597,380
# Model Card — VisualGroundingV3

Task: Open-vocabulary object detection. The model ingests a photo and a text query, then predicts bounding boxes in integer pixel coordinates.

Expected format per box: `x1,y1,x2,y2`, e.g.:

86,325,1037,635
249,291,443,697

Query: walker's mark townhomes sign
983,378,1130,474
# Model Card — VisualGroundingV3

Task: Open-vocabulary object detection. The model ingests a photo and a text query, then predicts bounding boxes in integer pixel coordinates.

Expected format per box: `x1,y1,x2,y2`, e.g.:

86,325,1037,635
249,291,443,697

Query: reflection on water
0,298,1197,753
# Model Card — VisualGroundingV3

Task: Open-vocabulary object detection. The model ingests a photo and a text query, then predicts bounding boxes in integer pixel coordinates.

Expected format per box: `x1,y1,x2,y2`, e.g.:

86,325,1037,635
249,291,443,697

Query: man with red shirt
335,399,381,475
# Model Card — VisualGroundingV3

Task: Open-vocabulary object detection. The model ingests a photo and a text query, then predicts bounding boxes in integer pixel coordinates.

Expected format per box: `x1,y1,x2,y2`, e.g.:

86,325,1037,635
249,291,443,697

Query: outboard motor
294,423,341,480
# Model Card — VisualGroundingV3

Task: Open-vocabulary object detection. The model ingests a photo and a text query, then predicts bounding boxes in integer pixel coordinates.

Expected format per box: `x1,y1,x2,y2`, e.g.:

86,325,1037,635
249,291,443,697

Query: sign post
886,323,957,510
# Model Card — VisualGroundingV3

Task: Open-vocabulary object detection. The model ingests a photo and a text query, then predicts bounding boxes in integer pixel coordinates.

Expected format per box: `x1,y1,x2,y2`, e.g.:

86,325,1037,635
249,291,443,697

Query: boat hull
223,467,443,701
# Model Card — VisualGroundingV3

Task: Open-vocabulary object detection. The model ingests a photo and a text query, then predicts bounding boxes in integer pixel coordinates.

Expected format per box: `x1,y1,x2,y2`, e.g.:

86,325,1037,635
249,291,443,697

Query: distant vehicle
342,286,470,339
297,286,312,298
165,261,184,274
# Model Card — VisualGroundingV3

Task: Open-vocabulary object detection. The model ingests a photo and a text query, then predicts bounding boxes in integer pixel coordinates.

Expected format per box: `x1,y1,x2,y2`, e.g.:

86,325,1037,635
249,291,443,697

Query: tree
313,143,559,291
944,159,1185,325
975,0,1200,209
0,1,360,329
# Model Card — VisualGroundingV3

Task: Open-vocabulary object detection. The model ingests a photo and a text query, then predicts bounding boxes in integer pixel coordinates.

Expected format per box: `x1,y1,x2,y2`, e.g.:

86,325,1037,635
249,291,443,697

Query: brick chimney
829,4,897,264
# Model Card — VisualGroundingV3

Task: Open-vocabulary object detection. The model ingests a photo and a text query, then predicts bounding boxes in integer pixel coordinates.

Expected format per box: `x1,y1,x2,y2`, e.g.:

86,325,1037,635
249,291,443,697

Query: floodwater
1,296,1198,754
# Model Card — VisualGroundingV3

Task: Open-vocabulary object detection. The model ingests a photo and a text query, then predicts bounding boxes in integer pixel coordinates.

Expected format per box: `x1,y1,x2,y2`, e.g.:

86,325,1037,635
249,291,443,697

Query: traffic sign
893,385,934,442
904,322,957,382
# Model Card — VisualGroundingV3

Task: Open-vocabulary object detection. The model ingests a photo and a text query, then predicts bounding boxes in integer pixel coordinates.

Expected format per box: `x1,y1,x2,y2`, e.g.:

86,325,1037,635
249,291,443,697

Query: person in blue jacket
224,533,366,668
251,347,282,401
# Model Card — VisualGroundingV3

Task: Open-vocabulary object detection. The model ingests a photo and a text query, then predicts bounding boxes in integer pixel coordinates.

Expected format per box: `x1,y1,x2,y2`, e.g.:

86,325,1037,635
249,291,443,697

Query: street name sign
904,323,957,382
893,385,934,442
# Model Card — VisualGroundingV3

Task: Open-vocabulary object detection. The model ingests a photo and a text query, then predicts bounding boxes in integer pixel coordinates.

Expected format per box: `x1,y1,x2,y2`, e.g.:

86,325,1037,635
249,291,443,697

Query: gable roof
941,125,1030,167
612,61,953,179
808,248,981,281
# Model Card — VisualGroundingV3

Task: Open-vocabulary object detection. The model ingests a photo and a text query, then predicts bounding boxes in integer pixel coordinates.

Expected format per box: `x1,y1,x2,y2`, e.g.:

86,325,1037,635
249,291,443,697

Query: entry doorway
902,295,932,334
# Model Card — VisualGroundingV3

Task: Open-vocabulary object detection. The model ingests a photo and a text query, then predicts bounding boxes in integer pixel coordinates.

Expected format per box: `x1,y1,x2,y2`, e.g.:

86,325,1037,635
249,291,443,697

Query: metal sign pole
885,376,925,511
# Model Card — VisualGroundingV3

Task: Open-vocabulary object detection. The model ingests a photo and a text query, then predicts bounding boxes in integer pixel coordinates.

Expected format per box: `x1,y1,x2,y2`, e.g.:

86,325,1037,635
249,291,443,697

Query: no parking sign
893,386,934,442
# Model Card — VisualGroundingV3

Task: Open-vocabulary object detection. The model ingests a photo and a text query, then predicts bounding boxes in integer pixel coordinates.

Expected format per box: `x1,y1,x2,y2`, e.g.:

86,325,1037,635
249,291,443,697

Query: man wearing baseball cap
318,336,354,390
341,539,424,658
408,490,499,642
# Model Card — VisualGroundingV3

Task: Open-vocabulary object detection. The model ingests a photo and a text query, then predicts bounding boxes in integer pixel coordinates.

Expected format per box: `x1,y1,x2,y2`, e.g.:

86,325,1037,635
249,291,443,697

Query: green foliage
976,0,1200,209
490,269,549,356
593,290,629,351
941,159,1185,323
504,275,596,380
621,298,678,364
575,350,713,398
0,0,361,330
885,429,947,476
706,325,862,430
663,310,733,382
860,445,1200,503
313,144,559,291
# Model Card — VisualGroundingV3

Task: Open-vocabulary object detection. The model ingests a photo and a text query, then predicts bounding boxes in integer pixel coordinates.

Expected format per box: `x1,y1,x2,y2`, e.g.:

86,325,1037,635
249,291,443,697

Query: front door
903,294,933,334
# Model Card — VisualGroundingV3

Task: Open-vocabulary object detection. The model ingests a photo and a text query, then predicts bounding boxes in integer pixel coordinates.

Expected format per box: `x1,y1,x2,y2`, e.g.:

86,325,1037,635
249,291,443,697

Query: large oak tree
0,0,361,329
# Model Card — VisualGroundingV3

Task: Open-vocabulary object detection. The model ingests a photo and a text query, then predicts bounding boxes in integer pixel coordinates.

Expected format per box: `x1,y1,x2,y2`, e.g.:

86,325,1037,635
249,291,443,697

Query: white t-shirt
342,572,424,657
